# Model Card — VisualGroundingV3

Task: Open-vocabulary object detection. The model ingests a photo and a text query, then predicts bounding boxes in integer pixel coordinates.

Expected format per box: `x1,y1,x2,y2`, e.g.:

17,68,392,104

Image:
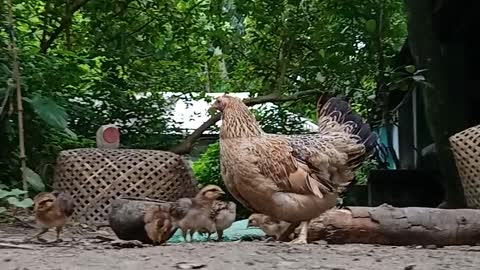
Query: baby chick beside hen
30,191,75,242
247,213,295,240
170,185,225,242
198,200,236,241
144,204,173,245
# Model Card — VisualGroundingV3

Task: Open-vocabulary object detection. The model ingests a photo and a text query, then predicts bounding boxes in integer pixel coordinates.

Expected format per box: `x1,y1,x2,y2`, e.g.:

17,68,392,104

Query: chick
30,191,74,242
247,213,294,240
144,204,173,245
170,185,225,242
198,200,236,241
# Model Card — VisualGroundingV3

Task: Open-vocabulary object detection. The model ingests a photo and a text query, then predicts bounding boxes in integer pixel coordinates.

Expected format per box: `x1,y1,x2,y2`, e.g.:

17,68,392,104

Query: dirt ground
1,220,480,270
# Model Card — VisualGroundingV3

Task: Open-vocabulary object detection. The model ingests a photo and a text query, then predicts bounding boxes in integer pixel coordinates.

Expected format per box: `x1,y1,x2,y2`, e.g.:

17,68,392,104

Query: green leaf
365,19,377,33
405,65,416,73
9,188,28,197
0,189,12,199
24,167,45,191
64,128,78,140
24,94,68,130
7,197,34,208
412,75,425,82
319,49,325,58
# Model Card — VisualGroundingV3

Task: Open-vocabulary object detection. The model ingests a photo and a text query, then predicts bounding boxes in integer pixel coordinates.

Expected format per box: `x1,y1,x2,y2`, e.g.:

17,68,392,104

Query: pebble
4,258,12,262
404,265,416,270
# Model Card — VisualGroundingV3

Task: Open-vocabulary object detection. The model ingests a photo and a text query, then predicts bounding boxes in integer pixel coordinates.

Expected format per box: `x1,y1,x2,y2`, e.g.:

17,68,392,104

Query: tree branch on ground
170,89,323,155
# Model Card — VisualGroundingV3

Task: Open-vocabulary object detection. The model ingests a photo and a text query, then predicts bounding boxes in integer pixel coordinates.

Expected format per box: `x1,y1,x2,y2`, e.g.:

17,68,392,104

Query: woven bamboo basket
52,148,198,225
449,124,480,208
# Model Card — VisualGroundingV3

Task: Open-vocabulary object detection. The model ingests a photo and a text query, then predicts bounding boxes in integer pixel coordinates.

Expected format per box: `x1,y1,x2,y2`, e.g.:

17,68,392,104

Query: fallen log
308,204,480,246
108,197,177,244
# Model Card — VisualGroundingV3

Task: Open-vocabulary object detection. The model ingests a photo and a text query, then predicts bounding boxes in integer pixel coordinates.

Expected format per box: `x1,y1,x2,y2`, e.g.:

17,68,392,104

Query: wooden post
6,0,28,194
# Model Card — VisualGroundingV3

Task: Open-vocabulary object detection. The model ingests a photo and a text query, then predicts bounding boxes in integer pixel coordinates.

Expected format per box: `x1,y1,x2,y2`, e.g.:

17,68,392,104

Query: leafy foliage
0,187,33,212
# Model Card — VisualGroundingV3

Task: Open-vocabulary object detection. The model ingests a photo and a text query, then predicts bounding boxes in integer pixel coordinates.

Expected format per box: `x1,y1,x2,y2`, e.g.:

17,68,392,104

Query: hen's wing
249,97,378,198
53,191,75,217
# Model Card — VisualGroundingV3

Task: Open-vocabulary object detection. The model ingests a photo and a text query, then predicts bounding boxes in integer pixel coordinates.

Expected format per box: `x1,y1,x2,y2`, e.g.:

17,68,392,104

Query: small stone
3,258,12,262
353,258,359,261
375,258,382,262
404,265,416,270
245,261,255,266
175,262,206,269
315,240,328,245
425,244,437,249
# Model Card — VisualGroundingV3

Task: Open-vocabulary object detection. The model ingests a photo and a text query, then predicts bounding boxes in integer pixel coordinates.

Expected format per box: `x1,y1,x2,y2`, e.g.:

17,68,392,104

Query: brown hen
30,191,74,242
211,95,378,244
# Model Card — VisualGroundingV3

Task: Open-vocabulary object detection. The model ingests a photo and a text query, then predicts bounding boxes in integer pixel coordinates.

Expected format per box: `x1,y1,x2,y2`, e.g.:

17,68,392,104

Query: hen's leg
55,226,63,242
288,221,309,244
216,230,223,242
189,230,195,242
181,229,189,242
28,228,49,242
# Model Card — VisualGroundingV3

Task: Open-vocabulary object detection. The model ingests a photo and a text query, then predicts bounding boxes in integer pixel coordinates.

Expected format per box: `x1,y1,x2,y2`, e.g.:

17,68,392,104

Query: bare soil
1,219,480,270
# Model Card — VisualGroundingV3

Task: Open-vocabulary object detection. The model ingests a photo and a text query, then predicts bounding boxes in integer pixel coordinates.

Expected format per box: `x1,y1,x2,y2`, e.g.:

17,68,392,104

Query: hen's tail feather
316,96,379,159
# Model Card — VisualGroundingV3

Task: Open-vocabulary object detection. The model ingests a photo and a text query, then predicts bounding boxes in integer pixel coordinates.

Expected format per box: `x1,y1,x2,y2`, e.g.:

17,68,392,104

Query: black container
367,169,444,207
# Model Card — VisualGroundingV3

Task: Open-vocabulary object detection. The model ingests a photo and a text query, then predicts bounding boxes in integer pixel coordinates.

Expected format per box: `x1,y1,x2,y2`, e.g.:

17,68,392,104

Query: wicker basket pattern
449,124,480,208
52,148,198,225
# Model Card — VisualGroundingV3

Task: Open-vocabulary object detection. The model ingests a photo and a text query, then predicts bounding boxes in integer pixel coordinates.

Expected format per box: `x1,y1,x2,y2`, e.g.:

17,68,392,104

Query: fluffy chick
30,191,74,242
170,185,225,242
198,200,236,241
144,204,173,245
247,213,294,240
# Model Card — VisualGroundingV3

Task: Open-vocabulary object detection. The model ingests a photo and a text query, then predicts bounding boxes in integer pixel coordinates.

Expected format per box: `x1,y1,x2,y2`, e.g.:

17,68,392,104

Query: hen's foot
288,236,307,244
287,221,309,245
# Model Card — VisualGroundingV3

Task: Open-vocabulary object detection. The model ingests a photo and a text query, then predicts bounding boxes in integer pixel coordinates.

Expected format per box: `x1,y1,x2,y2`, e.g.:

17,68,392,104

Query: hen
170,184,225,242
198,200,236,241
144,204,173,245
30,191,75,242
211,95,378,244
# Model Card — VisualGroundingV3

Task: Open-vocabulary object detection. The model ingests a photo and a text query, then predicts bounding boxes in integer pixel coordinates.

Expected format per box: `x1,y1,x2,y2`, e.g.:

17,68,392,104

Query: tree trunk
404,0,468,208
307,205,480,246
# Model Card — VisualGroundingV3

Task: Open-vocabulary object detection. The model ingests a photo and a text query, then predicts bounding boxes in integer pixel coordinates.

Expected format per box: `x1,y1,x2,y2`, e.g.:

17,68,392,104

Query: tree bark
169,89,322,155
307,204,480,246
404,0,468,208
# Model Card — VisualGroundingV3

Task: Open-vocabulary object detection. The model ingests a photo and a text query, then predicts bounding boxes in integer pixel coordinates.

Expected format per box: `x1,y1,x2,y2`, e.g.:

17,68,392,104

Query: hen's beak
208,103,218,114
